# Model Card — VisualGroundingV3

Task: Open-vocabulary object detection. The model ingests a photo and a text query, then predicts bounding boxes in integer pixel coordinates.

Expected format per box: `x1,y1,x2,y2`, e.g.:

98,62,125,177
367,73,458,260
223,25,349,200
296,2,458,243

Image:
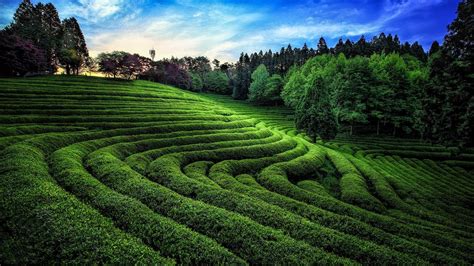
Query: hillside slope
0,76,473,264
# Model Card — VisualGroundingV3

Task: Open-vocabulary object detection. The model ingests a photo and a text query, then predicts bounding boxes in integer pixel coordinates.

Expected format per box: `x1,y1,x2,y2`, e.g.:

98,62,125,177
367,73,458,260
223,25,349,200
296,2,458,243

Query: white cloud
62,0,125,22
267,0,445,42
271,22,378,39
78,0,446,62
81,0,122,17
381,0,444,22
84,3,266,62
192,12,203,18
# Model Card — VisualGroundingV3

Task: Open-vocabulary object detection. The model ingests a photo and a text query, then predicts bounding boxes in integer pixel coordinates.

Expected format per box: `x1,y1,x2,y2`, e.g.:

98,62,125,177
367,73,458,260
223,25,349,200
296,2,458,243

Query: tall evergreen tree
343,39,353,57
425,0,473,147
410,42,427,62
317,37,329,55
37,3,63,72
10,1,64,72
372,33,387,54
11,0,35,37
232,53,251,99
428,41,441,56
301,43,310,63
60,17,88,74
400,41,411,55
284,44,294,71
334,38,345,55
354,35,371,57
444,0,474,64
393,35,401,53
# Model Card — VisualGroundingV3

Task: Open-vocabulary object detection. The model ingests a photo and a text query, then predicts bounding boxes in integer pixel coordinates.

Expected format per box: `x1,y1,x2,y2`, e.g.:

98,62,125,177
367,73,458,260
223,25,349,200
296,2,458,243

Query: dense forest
0,0,472,147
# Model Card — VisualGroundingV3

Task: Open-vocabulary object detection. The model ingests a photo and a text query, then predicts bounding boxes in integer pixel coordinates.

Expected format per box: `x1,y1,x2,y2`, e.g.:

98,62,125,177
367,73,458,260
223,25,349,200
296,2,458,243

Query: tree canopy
0,0,89,76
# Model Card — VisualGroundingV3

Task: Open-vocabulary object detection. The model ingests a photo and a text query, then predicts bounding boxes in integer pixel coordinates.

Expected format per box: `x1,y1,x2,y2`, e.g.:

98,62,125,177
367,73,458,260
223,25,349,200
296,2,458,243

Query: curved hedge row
49,139,245,265
1,76,473,264
86,151,349,265
0,142,173,264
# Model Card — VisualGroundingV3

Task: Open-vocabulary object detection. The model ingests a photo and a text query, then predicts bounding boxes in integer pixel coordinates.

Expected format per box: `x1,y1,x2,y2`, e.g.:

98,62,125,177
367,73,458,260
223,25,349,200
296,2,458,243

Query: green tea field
1,76,473,264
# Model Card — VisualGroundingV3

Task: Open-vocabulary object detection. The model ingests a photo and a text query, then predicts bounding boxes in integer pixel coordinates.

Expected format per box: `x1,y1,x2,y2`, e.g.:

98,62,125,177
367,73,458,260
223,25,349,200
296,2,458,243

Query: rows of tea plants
0,76,472,264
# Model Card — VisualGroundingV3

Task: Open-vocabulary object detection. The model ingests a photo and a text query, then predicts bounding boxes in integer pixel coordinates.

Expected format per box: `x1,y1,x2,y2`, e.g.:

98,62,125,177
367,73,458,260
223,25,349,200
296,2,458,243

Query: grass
0,75,473,264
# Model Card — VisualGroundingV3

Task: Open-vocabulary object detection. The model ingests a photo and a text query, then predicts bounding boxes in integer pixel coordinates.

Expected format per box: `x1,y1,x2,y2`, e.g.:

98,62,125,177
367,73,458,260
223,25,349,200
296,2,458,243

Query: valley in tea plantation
0,76,473,264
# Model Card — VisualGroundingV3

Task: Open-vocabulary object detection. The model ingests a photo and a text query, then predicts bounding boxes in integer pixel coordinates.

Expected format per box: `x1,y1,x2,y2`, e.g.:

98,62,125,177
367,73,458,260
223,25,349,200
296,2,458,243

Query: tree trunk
350,123,353,136
393,126,396,136
66,65,70,75
376,120,380,135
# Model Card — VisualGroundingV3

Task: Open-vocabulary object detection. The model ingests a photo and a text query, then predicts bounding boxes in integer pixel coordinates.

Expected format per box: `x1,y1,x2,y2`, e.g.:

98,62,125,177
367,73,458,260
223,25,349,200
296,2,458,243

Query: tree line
144,0,471,148
0,0,89,76
280,0,471,148
283,53,428,141
95,53,231,93
231,33,428,100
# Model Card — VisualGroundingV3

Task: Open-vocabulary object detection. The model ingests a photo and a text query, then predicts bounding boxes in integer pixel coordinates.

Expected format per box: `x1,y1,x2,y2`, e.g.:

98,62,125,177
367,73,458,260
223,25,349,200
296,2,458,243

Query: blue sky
0,0,460,62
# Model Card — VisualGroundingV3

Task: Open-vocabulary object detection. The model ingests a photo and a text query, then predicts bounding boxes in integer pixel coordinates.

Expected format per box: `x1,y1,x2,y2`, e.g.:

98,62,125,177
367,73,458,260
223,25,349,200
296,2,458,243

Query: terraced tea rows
0,76,473,264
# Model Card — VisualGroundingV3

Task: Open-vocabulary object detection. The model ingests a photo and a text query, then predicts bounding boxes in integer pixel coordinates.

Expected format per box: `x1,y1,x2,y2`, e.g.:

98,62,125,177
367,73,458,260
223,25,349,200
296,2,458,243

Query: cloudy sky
0,0,460,62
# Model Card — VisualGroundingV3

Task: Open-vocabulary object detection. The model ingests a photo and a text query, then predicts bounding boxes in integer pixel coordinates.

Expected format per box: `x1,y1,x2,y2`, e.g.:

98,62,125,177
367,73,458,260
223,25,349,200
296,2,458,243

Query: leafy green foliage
205,70,230,94
248,64,284,105
0,75,472,265
264,74,283,104
284,53,431,140
248,64,269,103
190,72,203,92
422,0,473,147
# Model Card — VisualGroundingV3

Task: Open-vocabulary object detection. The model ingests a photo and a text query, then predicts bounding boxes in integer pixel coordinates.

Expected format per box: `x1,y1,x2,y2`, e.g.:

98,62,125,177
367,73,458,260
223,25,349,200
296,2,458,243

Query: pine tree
426,0,473,147
232,53,245,99
278,47,286,73
284,44,294,71
400,42,411,55
444,0,474,64
10,1,64,73
301,43,309,63
37,3,63,72
354,35,371,57
372,33,387,54
410,42,427,62
232,53,251,99
428,41,441,56
393,35,401,53
317,37,329,55
343,39,353,57
60,17,89,74
334,38,345,55
11,0,35,37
